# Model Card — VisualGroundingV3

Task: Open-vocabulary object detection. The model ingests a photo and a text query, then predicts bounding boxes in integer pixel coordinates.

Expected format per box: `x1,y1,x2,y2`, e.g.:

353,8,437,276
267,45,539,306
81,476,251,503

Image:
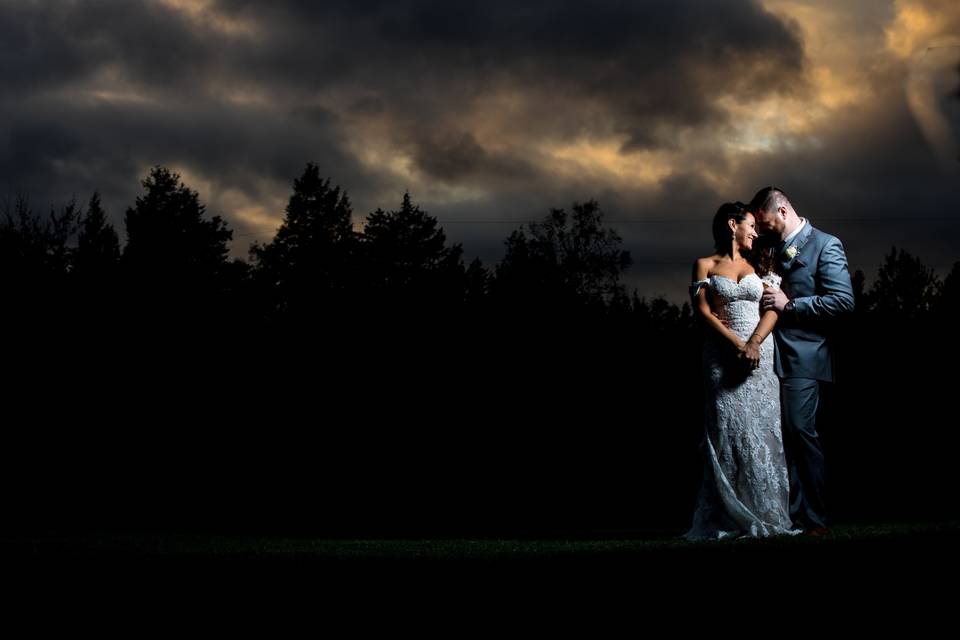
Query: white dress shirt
782,217,806,249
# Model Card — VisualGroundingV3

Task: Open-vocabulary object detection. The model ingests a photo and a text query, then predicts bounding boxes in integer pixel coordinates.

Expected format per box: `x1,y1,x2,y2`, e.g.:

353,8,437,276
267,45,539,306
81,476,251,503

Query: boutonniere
784,245,799,260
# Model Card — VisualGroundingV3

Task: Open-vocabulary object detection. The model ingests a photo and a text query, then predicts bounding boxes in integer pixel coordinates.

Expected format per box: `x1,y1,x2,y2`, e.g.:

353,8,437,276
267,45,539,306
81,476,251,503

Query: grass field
5,520,958,559
6,521,956,620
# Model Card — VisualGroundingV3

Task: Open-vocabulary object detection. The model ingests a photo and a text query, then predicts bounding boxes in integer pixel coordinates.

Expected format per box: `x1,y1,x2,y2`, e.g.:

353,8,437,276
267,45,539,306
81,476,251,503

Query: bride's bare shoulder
692,255,721,279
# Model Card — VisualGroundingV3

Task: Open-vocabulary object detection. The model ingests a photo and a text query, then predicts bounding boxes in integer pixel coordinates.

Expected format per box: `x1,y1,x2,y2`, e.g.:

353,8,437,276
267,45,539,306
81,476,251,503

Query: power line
230,216,960,236
431,217,960,223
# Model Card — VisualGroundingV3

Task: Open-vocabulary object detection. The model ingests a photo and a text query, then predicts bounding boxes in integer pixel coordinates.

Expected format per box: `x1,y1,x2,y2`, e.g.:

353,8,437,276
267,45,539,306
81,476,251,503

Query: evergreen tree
936,260,960,318
864,246,940,320
491,199,631,315
0,196,78,299
73,191,120,282
360,191,466,315
249,162,358,325
120,165,233,323
464,257,490,309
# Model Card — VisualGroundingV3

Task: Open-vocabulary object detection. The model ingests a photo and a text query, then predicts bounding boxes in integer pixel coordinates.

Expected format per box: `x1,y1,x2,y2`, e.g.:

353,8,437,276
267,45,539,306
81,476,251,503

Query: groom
748,187,855,536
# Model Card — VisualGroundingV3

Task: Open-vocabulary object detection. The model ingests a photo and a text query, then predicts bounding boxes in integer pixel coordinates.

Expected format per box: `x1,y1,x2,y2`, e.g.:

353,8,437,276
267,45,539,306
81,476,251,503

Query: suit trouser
780,377,828,529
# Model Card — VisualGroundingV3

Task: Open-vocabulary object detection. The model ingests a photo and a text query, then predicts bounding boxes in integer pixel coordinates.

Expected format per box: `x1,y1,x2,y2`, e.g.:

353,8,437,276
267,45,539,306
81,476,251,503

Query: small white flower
785,245,799,260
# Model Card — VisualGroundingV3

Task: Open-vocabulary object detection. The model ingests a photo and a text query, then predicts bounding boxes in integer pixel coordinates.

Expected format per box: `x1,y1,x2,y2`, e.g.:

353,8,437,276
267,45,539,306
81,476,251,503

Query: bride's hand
738,341,761,369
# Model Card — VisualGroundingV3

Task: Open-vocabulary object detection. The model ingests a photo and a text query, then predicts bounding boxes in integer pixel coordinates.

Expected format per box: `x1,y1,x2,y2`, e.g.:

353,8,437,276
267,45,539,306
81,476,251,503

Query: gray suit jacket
773,220,855,382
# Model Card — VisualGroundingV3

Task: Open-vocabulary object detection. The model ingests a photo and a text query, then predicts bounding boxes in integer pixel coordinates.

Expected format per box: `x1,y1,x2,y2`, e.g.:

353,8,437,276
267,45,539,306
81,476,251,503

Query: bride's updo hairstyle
712,201,750,253
711,201,776,277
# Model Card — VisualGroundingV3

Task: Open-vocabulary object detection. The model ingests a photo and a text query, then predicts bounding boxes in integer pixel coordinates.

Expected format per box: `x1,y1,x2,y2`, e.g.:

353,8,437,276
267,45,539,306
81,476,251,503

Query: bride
682,202,801,540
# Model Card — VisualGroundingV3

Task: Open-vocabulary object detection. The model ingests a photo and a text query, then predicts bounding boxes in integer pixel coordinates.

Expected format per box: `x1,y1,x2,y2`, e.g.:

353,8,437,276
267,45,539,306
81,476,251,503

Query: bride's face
731,214,759,251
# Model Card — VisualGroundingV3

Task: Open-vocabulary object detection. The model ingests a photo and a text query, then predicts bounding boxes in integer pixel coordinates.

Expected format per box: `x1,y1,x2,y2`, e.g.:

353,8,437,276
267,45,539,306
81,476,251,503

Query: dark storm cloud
731,85,960,272
0,0,806,230
210,0,807,153
0,1,216,94
0,0,381,241
22,0,957,299
408,131,542,184
615,62,960,302
0,91,372,236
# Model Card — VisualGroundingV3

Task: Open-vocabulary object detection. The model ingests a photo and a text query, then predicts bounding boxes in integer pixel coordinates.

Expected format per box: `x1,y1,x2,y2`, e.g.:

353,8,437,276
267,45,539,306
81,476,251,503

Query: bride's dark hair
711,201,776,277
747,231,778,277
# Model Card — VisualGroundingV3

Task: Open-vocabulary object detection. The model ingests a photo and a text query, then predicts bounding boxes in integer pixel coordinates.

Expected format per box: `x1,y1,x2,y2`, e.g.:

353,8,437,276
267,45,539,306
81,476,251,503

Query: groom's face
753,206,785,237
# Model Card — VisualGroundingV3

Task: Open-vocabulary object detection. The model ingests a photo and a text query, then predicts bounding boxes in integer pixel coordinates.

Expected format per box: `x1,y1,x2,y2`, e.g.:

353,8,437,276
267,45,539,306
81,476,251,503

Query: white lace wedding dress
682,272,801,540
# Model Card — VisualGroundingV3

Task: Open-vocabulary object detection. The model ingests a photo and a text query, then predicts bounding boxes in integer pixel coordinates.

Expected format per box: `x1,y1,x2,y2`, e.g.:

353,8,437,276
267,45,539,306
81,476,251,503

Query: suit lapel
781,220,814,272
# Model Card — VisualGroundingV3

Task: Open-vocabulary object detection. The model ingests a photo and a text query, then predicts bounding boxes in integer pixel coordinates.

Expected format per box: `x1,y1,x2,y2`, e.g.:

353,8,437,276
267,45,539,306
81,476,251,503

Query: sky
2,0,959,302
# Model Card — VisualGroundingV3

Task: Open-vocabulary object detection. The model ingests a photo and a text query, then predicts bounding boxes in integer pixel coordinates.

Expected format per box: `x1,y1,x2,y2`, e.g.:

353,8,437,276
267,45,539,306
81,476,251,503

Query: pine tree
120,165,233,323
464,257,490,308
73,191,120,282
0,195,80,336
360,191,466,314
249,162,358,324
864,246,940,320
491,199,631,314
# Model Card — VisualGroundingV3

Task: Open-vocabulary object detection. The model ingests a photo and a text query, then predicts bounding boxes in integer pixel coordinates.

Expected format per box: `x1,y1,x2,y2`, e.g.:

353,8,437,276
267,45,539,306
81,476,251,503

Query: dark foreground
5,521,958,560
6,522,955,626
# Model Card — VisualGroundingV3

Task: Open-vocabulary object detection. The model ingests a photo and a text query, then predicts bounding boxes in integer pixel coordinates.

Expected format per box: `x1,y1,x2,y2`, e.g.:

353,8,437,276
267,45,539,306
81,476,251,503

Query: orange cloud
886,0,960,58
156,0,261,39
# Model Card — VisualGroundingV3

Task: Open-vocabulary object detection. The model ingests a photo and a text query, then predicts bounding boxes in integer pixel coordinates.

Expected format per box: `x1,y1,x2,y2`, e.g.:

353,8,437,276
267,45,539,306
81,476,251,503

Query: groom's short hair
748,186,790,213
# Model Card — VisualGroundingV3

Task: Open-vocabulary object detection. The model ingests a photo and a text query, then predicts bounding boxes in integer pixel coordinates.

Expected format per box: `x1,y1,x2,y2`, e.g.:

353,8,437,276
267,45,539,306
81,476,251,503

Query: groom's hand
761,288,789,313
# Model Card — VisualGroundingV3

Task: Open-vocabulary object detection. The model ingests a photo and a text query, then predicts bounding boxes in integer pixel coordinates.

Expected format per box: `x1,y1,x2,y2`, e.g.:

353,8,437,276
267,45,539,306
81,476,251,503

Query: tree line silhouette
3,162,958,536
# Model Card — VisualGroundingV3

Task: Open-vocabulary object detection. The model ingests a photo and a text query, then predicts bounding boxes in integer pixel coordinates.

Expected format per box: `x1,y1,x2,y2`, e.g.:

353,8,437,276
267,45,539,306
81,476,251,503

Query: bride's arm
692,259,745,351
740,278,781,368
748,305,779,344
741,274,783,368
